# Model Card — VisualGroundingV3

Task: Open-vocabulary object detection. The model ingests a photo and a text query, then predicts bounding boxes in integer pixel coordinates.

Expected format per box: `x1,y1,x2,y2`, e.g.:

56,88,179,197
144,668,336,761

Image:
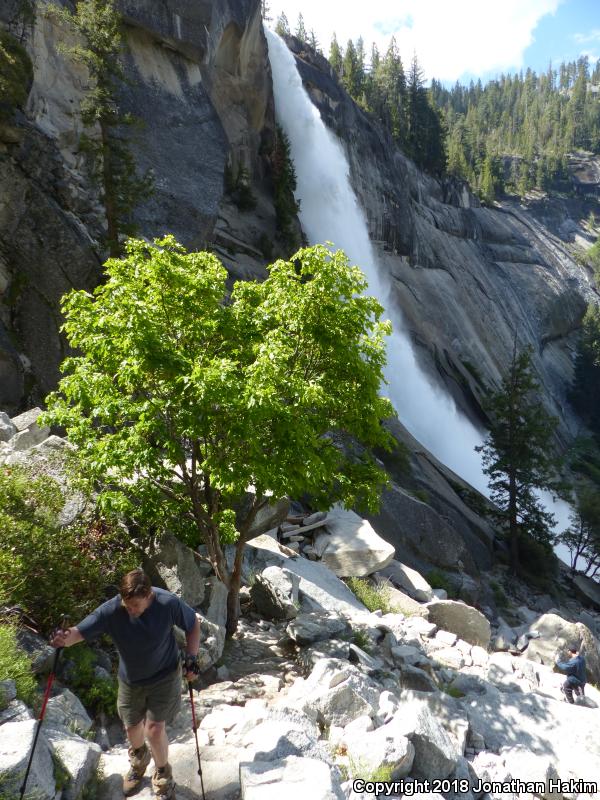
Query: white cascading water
265,29,573,553
265,28,487,492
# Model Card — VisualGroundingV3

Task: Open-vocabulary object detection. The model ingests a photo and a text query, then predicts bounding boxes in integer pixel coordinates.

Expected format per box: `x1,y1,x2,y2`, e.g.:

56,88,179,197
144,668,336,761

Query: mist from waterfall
265,29,572,556
265,29,488,493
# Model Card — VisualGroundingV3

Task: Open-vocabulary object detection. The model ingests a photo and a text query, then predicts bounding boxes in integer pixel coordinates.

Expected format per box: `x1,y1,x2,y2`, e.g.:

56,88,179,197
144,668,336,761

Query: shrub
427,569,456,598
66,645,117,716
346,577,397,614
351,628,372,652
517,534,558,592
0,465,138,632
0,623,37,707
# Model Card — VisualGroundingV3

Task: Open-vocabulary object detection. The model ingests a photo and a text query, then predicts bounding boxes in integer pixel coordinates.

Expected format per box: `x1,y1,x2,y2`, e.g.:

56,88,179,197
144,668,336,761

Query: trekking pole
19,614,70,800
188,682,206,800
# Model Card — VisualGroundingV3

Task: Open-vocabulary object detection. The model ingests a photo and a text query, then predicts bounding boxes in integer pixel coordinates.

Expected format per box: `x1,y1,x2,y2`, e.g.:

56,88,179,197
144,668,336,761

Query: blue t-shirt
77,587,197,685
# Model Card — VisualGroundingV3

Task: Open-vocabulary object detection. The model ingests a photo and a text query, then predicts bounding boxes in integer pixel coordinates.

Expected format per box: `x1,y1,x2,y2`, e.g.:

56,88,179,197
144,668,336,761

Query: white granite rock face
0,719,55,799
318,504,395,578
240,755,344,800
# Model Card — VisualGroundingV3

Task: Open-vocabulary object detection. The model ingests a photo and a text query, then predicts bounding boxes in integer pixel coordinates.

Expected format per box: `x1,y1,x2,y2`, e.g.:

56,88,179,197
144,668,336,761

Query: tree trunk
225,539,245,637
509,471,519,573
100,120,120,257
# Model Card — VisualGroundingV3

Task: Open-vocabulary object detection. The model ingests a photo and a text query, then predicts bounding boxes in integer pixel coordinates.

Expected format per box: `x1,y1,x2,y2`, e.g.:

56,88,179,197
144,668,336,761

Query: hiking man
555,644,586,704
50,569,201,799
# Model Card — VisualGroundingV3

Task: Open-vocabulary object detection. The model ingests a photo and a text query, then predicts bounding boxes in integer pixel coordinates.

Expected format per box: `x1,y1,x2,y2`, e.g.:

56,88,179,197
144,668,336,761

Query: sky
266,0,600,85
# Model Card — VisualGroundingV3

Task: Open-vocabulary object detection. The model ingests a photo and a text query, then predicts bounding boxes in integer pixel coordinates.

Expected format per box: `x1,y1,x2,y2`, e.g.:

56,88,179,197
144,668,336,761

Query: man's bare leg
126,720,146,749
146,720,168,768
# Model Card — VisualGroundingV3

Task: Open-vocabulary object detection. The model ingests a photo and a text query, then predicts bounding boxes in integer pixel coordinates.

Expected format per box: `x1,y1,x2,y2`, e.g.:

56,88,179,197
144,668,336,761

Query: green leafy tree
272,125,300,250
49,0,151,256
42,237,394,634
475,342,559,572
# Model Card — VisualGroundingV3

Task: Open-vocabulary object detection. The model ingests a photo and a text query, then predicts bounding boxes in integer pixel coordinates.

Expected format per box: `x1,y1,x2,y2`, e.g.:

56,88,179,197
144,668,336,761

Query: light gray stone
500,746,562,800
493,617,517,652
430,648,465,670
426,600,491,648
0,719,55,799
45,689,93,735
0,679,16,704
377,560,434,602
240,755,344,800
250,566,299,621
319,504,395,578
399,665,437,693
0,699,34,725
46,725,102,800
436,629,458,647
286,612,351,646
432,588,448,600
11,407,44,431
144,532,206,607
344,719,415,779
0,411,17,442
16,628,56,674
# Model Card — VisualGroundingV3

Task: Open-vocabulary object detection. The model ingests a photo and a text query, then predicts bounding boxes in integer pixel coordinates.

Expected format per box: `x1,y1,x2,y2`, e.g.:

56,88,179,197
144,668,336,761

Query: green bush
0,31,33,121
518,534,558,592
0,465,138,632
346,577,397,614
67,645,117,715
351,628,372,652
0,623,37,707
427,569,456,598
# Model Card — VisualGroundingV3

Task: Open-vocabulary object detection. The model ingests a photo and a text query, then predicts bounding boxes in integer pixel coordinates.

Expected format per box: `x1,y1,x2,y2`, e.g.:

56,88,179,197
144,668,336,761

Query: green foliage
42,237,393,632
441,683,465,698
272,126,300,251
517,534,558,591
347,757,395,783
0,465,137,632
346,578,397,614
475,343,560,571
0,30,33,121
0,623,37,707
490,579,509,609
224,163,257,211
426,569,456,598
48,0,151,255
351,628,372,652
67,645,118,715
274,12,290,37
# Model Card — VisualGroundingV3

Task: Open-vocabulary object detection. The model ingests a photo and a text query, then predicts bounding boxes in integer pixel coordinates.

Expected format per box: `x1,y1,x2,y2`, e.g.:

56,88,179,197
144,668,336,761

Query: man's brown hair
120,569,152,599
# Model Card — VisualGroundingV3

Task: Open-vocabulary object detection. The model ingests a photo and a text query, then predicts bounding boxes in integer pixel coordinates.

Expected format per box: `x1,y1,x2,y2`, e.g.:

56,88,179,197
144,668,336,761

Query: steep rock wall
288,38,599,446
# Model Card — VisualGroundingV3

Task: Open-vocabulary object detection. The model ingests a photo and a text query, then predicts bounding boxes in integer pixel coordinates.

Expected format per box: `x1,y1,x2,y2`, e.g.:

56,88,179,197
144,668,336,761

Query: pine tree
342,39,363,99
260,0,271,22
295,13,307,43
308,29,320,53
329,33,343,77
475,342,559,572
275,12,290,37
51,0,151,257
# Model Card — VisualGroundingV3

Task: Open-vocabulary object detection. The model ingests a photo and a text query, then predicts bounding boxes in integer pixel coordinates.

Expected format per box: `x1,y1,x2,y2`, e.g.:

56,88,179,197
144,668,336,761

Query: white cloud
267,0,561,81
574,29,600,44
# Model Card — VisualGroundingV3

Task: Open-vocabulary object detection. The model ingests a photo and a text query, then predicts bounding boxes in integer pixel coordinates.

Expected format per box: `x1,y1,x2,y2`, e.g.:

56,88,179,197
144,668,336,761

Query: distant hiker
51,569,201,799
555,644,586,704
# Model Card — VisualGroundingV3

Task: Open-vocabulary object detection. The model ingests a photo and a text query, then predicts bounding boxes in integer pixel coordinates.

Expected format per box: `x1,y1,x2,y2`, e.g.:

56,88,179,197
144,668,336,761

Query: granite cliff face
0,0,275,412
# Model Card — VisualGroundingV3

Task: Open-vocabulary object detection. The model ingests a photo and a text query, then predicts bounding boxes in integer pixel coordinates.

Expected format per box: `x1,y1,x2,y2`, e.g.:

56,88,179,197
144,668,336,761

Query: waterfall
265,28,487,492
264,29,572,557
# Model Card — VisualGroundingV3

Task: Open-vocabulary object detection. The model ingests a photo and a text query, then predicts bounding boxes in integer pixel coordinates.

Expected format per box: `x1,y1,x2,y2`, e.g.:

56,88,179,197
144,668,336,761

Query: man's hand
49,627,83,649
183,653,200,682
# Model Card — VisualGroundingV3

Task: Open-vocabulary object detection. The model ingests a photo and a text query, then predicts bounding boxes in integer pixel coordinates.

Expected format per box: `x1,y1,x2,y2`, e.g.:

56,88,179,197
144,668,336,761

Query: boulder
250,566,299,621
0,411,17,442
344,721,415,779
381,584,430,618
15,628,55,674
0,699,34,725
45,725,102,800
286,613,351,646
45,689,93,735
573,574,600,612
319,504,394,577
237,492,290,539
399,665,437,693
196,578,227,670
0,719,55,799
387,694,461,780
0,679,16,705
500,746,562,800
376,560,434,602
9,407,50,451
240,755,344,800
526,613,600,685
492,617,517,652
144,532,206,607
426,600,491,648
242,535,367,617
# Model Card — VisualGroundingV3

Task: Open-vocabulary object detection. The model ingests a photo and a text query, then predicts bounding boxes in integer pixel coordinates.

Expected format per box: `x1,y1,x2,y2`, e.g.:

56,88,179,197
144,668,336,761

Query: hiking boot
123,743,151,796
152,763,176,799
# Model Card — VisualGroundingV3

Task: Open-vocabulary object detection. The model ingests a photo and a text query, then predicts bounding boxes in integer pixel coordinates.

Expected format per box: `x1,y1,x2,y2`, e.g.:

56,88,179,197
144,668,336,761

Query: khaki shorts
117,667,182,727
